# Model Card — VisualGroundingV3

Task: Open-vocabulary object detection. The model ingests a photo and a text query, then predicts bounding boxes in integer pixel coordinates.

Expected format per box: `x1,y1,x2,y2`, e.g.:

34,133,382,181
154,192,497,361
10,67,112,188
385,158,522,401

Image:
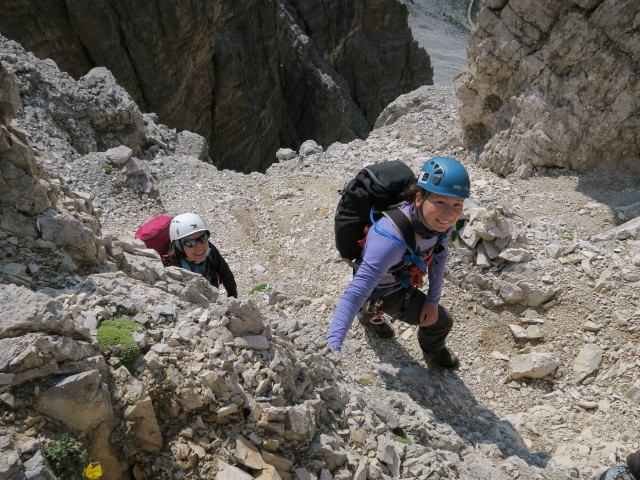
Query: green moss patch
97,317,145,370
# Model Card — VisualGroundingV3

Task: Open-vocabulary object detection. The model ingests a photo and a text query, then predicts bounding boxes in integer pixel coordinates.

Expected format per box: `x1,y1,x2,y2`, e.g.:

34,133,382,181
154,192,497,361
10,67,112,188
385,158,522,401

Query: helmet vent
432,163,444,185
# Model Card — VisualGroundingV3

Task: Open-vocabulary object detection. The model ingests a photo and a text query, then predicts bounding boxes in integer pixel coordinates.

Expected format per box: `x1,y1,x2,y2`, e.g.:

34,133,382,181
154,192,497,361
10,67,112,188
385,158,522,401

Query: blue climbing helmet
416,157,470,198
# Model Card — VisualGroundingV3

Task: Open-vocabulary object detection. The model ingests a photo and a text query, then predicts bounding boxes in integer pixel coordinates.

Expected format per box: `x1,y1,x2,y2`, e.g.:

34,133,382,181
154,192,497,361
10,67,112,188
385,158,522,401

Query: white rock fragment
573,344,603,384
625,380,640,403
582,321,603,331
508,324,528,340
509,353,560,379
105,145,133,165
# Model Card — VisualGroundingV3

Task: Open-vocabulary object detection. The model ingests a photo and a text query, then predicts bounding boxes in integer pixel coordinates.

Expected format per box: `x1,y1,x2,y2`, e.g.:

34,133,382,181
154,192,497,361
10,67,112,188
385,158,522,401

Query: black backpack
334,160,417,262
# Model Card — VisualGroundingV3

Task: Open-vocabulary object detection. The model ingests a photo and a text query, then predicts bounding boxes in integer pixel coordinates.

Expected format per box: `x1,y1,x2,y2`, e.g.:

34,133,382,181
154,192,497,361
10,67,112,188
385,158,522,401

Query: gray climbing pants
377,287,453,352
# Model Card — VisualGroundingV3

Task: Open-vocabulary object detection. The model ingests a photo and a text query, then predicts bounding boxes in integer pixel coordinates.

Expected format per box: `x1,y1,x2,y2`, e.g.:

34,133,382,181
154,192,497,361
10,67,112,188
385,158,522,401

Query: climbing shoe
423,347,460,369
627,450,640,480
599,466,636,480
358,311,394,339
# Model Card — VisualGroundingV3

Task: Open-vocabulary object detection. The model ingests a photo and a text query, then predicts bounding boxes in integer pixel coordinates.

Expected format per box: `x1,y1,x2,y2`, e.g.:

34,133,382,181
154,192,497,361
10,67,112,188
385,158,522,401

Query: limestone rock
456,1,640,177
114,367,163,452
105,145,133,165
37,210,102,264
35,369,112,432
592,216,640,242
0,64,20,124
0,436,22,479
625,380,640,404
0,284,76,338
234,436,267,469
509,352,560,379
227,299,266,335
573,344,604,384
216,460,254,480
0,1,431,173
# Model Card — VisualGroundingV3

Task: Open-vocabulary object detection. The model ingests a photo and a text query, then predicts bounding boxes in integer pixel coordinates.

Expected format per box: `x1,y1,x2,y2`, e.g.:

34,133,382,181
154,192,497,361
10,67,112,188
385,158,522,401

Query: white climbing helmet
169,213,208,242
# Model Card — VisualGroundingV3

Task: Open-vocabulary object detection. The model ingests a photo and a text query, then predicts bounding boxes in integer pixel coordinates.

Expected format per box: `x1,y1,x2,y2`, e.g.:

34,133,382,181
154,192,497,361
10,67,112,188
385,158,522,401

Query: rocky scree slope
0,0,431,174
399,0,471,85
2,35,640,480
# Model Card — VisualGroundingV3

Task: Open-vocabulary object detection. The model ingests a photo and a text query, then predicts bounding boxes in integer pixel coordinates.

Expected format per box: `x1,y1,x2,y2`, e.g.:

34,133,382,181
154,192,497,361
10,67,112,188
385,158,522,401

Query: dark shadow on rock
359,323,553,469
534,169,639,230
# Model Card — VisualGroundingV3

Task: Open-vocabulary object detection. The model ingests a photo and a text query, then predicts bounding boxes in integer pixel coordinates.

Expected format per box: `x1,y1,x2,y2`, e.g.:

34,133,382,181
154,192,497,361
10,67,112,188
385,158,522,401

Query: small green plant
444,14,462,27
358,378,373,386
521,347,532,354
561,230,574,240
392,427,412,445
449,219,466,247
97,317,145,370
248,283,268,295
101,164,113,174
45,436,92,480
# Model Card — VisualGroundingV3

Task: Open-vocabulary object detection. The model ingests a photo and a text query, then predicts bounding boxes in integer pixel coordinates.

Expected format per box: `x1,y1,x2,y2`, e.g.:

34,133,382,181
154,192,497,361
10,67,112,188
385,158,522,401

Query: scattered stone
509,353,560,379
625,380,640,404
582,321,603,332
573,344,604,384
105,145,133,165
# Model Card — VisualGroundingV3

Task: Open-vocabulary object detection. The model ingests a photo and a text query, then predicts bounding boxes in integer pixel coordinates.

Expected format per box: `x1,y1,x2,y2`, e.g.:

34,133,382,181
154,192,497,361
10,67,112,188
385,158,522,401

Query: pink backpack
134,215,172,257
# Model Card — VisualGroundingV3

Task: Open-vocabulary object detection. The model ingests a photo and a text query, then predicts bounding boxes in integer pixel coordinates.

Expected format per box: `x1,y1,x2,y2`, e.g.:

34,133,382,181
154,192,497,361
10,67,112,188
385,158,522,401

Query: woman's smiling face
417,192,464,232
183,232,209,263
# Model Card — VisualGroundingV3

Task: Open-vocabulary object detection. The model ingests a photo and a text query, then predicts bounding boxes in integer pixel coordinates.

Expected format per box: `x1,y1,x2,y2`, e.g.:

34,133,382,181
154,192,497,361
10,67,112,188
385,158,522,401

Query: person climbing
600,450,640,480
165,213,238,298
327,157,470,368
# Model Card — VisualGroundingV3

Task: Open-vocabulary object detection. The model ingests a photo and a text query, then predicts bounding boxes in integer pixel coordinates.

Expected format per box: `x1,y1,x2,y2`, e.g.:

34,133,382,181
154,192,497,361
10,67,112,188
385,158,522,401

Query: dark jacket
164,242,238,298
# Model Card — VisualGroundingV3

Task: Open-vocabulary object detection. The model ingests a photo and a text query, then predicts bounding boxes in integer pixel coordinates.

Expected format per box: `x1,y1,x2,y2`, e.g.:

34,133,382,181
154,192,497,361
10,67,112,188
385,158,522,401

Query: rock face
0,60,104,274
0,0,432,173
2,27,639,480
455,0,640,176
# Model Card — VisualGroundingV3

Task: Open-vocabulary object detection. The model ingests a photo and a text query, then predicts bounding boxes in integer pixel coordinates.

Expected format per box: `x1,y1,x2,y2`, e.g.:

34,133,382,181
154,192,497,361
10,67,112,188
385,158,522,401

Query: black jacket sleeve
207,244,238,298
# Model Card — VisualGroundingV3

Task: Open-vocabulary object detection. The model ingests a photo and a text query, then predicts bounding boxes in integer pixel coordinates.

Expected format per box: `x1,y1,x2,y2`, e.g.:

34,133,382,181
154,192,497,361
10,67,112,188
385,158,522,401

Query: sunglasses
182,233,209,248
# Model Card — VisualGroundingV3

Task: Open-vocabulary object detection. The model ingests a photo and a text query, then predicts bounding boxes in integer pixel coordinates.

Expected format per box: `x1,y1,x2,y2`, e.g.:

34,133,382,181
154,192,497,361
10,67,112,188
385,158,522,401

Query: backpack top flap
135,215,172,257
335,161,416,260
362,161,417,210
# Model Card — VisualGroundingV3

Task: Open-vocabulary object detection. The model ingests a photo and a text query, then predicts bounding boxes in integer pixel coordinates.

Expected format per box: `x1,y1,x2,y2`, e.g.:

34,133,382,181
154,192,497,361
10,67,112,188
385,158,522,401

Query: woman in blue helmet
327,157,470,368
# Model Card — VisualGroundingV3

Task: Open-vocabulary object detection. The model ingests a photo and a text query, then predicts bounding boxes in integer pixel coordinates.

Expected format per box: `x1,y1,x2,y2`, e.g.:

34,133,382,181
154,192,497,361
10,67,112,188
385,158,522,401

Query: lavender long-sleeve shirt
327,203,451,351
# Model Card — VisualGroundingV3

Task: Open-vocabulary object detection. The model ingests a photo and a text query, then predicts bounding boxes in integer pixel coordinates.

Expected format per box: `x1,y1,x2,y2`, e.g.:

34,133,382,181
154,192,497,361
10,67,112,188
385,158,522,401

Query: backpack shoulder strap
368,207,425,294
381,208,416,254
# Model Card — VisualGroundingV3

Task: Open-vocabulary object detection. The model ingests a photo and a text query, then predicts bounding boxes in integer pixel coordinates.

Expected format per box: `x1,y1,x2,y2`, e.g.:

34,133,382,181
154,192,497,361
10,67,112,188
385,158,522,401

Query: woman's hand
419,305,438,327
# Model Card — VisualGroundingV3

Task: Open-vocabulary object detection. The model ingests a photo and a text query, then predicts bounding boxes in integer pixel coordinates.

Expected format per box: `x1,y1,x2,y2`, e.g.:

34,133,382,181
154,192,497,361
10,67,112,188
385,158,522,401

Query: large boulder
456,0,640,176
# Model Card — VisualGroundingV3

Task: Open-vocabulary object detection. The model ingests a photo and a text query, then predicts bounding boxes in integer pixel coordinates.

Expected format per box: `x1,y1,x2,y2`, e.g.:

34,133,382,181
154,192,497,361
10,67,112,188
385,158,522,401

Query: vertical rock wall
0,61,104,277
455,0,640,176
0,0,432,172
